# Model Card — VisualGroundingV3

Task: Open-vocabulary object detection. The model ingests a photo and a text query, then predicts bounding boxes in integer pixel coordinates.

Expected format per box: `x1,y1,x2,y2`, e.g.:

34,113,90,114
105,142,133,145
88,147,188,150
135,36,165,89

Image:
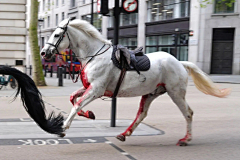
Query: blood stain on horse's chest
80,68,90,88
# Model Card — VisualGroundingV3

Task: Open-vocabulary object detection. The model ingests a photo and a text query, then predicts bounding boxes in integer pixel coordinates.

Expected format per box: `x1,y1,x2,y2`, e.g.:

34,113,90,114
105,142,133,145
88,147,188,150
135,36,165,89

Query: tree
29,0,46,86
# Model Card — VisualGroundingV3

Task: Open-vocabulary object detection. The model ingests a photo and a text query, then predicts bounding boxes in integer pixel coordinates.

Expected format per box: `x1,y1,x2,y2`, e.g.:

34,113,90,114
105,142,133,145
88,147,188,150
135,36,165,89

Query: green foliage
198,0,235,8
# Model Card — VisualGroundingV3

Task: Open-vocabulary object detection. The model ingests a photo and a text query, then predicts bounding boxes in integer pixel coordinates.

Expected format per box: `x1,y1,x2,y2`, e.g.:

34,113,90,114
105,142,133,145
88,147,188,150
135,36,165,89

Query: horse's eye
54,34,60,37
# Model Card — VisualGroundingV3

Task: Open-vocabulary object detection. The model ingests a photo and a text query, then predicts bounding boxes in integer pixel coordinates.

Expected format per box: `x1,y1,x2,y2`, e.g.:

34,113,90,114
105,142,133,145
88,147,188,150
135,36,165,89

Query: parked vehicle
42,49,81,73
0,74,17,90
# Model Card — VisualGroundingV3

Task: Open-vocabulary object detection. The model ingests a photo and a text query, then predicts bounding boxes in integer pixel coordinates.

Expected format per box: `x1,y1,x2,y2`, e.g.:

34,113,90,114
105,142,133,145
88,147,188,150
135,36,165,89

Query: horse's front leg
70,87,95,120
63,84,104,131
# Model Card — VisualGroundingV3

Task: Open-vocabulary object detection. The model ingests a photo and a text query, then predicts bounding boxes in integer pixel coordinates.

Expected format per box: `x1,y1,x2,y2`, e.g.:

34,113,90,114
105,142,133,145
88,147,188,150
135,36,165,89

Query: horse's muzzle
41,49,53,60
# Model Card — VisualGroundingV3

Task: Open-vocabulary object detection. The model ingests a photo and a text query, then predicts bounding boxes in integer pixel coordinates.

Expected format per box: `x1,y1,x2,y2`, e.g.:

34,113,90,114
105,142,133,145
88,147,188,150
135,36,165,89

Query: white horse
40,19,230,146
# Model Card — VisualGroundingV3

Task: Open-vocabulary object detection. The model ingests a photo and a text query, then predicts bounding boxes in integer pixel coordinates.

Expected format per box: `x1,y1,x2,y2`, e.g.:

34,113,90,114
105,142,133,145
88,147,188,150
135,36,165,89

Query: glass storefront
147,0,190,22
146,34,189,61
119,37,138,50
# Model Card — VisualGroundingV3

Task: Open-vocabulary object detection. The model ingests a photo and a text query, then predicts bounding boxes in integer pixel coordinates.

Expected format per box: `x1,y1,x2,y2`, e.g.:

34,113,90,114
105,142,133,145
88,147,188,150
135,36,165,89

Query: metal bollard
64,65,67,79
57,65,59,78
68,66,70,79
29,65,32,76
44,65,48,77
72,65,75,80
50,65,53,77
58,67,63,86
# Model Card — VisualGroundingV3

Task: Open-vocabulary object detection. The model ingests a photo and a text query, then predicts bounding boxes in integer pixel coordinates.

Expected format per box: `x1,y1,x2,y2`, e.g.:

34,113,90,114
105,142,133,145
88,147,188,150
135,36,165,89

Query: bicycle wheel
10,82,16,89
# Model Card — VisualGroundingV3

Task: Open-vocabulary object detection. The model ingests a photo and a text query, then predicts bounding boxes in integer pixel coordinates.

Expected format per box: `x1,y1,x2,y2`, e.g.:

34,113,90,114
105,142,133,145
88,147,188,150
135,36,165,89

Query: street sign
122,0,138,14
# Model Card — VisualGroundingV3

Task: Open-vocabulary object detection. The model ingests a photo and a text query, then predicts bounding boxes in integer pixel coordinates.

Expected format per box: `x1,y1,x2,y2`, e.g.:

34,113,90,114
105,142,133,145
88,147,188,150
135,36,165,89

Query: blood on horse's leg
116,94,157,142
176,106,193,146
70,87,95,120
77,110,95,119
168,90,193,146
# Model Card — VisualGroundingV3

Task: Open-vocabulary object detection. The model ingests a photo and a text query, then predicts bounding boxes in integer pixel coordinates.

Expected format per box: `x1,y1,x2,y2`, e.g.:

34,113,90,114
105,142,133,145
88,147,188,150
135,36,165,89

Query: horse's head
40,19,71,60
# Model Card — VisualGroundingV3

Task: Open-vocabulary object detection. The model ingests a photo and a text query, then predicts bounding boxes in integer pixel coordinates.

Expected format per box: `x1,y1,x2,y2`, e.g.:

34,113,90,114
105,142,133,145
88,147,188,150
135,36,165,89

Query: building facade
0,0,27,70
189,0,239,74
36,0,239,74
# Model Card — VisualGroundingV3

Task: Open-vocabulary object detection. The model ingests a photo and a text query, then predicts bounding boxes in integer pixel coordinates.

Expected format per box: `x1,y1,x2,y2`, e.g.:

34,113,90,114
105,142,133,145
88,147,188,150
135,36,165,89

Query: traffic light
172,34,177,46
189,30,193,36
99,0,109,15
180,35,187,45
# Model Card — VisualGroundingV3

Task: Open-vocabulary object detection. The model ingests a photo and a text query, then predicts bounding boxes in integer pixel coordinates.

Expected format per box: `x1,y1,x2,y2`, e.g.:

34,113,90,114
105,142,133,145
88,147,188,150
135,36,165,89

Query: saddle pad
111,46,151,71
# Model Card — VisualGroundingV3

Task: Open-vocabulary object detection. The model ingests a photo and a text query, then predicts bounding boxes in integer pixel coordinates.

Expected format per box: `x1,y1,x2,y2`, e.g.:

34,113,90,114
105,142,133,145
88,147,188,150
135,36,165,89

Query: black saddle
111,45,150,74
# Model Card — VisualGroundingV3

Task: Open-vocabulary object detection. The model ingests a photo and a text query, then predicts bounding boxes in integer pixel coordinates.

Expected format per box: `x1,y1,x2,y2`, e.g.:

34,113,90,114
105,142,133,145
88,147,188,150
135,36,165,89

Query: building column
102,16,108,40
188,0,200,66
137,0,147,51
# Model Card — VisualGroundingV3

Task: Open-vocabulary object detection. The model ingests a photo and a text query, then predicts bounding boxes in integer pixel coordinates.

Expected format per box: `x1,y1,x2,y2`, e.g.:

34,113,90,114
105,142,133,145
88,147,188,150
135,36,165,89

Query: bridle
46,19,71,56
45,19,111,83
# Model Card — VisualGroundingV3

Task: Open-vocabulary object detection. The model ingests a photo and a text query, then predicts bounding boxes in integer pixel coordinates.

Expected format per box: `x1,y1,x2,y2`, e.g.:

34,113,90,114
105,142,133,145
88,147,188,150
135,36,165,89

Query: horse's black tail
0,66,64,135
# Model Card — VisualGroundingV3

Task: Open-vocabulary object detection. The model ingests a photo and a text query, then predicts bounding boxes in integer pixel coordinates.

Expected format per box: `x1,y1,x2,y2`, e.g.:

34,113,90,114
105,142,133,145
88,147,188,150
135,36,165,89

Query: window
119,37,138,50
41,37,45,49
62,12,65,21
62,0,64,5
56,14,58,26
214,0,235,13
82,0,85,4
47,16,50,27
120,13,138,26
43,0,45,11
82,13,102,30
48,0,50,10
16,60,23,66
56,0,59,7
42,18,45,29
146,34,189,61
108,11,138,27
71,0,75,7
147,0,190,22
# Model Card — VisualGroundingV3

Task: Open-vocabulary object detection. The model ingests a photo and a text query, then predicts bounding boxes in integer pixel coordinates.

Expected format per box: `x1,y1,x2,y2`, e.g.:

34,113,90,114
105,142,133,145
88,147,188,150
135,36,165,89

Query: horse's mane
67,19,111,45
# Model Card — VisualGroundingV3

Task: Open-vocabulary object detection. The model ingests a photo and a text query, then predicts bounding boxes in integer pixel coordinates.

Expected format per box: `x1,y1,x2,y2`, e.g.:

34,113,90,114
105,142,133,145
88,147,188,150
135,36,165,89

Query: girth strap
112,52,128,98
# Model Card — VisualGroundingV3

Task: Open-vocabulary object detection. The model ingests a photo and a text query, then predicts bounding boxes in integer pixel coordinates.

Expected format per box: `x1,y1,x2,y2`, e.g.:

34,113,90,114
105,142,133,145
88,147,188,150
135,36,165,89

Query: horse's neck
68,27,104,64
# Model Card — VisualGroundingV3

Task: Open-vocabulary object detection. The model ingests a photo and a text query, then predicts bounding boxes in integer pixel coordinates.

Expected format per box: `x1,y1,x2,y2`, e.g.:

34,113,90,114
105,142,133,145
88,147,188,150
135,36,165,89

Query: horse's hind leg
116,93,161,142
70,87,95,119
167,88,193,146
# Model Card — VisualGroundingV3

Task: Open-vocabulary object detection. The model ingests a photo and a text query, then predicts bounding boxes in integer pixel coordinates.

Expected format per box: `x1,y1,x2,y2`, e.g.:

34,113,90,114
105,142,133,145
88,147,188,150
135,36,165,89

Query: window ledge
211,13,239,17
69,6,77,10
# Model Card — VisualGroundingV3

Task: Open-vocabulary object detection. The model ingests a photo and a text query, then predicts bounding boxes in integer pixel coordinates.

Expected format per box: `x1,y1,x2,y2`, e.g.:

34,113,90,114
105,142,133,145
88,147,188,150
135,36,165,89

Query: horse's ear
64,17,74,27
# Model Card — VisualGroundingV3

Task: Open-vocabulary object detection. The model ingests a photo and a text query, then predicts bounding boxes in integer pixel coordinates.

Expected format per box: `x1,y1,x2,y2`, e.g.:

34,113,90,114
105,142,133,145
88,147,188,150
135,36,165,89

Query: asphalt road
0,79,239,160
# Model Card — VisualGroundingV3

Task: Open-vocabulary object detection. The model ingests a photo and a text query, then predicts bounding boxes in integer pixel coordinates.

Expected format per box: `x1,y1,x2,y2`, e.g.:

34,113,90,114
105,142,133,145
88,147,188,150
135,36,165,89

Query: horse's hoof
77,110,96,120
116,134,126,142
176,141,188,146
58,133,66,138
87,111,95,120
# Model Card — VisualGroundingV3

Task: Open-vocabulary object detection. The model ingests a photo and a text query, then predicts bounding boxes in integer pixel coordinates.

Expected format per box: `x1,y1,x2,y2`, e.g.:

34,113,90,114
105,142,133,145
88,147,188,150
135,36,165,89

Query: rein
67,44,111,83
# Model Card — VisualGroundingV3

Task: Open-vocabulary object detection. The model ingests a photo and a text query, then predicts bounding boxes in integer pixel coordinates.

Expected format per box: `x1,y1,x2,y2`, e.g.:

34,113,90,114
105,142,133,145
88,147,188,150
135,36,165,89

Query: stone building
36,0,239,74
0,0,27,70
189,0,239,74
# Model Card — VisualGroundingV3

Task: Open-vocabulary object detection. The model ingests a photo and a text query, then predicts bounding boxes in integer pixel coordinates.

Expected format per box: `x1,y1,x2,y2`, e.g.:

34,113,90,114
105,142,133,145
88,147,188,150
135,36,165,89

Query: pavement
0,73,240,160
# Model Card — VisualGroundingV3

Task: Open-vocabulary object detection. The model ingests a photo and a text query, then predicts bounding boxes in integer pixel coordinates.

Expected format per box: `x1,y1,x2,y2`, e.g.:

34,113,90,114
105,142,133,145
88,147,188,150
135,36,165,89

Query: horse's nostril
41,52,46,56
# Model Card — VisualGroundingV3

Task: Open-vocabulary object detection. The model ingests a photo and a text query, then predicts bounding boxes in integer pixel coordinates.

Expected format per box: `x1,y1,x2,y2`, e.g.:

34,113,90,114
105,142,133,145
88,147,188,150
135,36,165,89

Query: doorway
211,28,234,74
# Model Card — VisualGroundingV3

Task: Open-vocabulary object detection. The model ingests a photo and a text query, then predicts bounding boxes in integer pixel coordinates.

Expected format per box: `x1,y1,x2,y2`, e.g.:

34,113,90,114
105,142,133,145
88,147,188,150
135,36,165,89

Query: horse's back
115,51,188,97
147,51,188,88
